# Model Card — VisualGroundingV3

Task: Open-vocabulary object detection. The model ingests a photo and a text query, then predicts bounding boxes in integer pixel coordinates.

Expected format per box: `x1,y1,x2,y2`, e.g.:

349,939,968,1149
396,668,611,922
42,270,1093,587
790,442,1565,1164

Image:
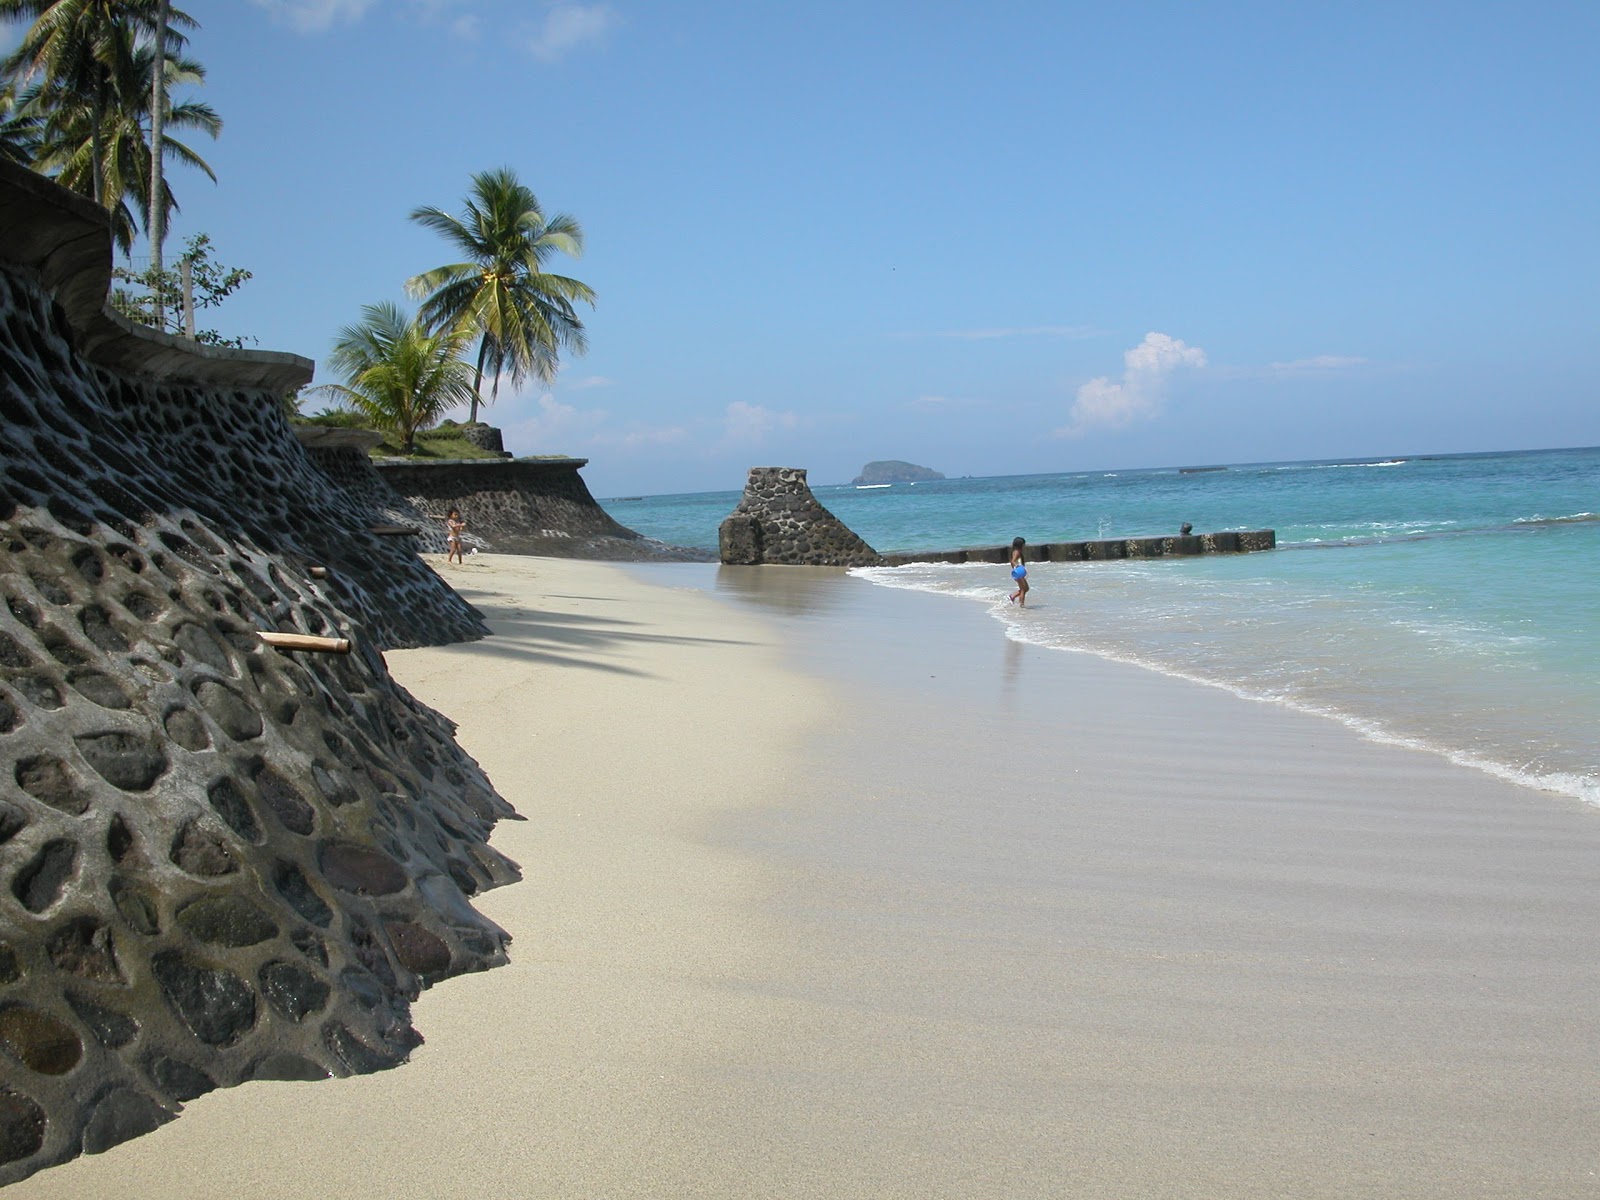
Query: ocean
602,446,1600,806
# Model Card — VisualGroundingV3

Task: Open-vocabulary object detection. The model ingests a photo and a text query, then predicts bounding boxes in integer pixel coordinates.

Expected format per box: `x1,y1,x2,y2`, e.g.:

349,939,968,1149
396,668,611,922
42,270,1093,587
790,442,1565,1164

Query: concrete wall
0,159,519,1183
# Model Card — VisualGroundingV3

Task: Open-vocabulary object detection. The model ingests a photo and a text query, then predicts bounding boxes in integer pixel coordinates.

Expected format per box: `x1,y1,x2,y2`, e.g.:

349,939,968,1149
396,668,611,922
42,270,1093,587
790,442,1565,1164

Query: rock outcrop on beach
377,458,713,562
850,460,944,485
0,159,519,1184
719,468,885,567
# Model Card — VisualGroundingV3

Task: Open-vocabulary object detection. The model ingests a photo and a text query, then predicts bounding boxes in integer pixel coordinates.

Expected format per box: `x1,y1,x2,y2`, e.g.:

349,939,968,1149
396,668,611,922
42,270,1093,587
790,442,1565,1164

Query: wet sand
16,557,1600,1198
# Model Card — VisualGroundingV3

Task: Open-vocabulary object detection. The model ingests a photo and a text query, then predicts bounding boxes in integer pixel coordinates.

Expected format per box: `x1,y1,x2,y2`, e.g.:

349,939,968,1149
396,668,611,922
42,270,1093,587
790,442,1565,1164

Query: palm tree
406,166,596,424
317,302,478,456
1,1,194,206
24,39,216,252
0,80,40,164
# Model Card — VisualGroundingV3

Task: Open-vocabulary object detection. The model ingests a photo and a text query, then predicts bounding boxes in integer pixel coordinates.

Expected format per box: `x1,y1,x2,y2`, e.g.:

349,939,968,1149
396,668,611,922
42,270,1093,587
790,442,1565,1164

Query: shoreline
17,557,1600,1198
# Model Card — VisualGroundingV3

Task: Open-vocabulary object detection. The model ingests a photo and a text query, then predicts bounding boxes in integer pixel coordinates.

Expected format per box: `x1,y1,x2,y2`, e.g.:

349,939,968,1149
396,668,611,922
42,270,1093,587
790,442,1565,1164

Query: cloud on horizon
524,3,621,61
1056,331,1206,437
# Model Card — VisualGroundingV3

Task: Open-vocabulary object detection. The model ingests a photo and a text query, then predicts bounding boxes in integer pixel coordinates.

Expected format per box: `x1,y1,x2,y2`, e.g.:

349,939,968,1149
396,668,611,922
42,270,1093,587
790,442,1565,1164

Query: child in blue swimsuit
1009,536,1029,607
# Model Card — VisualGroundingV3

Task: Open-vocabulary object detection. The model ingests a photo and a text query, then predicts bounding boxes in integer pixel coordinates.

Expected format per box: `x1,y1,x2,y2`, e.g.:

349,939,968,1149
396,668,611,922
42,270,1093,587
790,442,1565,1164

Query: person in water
1009,536,1029,606
445,508,466,565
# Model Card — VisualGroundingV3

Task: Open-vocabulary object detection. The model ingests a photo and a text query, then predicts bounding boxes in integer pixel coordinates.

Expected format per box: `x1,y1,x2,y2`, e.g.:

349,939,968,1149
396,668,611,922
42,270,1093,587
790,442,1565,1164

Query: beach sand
15,556,1600,1198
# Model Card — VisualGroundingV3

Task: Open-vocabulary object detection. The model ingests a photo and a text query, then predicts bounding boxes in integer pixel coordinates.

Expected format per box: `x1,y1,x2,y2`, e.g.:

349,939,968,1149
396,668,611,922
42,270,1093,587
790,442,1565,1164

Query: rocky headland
0,159,521,1183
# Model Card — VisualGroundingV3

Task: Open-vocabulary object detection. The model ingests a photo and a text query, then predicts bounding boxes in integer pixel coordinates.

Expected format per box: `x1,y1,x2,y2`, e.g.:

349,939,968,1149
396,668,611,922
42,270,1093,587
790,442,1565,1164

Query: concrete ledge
0,158,313,392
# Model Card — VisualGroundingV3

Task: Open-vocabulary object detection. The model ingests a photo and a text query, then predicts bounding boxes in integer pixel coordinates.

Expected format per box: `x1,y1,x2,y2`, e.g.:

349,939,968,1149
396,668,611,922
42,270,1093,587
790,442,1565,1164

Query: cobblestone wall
718,467,884,567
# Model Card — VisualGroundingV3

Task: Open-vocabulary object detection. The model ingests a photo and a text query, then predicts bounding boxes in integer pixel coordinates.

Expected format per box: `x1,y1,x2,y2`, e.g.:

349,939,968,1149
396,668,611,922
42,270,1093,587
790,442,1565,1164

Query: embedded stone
177,895,278,948
163,705,210,751
273,861,333,927
66,668,132,709
108,875,162,935
150,952,256,1046
74,730,168,791
0,943,19,984
384,921,452,976
149,1056,216,1102
249,1052,329,1082
14,754,91,815
45,917,123,983
65,991,138,1047
12,839,77,913
320,844,408,896
0,1006,82,1074
255,765,315,835
170,819,237,877
206,777,262,842
81,1088,171,1154
259,960,331,1022
105,813,135,862
0,799,29,844
324,1022,401,1074
194,679,263,741
0,1088,46,1166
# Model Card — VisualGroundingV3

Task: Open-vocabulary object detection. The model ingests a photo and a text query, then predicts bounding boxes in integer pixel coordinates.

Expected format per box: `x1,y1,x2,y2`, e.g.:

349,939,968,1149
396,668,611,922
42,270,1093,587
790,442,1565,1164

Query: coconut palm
0,80,40,163
1,1,194,206
406,166,595,424
318,302,479,456
25,39,216,252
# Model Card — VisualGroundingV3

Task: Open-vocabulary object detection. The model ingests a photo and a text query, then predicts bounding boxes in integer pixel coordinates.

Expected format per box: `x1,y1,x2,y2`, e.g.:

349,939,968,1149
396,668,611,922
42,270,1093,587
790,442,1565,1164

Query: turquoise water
603,447,1600,805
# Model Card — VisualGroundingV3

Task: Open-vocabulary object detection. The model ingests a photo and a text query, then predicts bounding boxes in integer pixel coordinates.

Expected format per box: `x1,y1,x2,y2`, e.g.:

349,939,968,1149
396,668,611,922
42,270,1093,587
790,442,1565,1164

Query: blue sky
8,2,1598,495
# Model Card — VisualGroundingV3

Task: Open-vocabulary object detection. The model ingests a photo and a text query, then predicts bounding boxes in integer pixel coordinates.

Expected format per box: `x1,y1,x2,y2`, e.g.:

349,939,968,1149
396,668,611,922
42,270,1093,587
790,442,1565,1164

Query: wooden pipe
258,631,351,655
308,566,329,579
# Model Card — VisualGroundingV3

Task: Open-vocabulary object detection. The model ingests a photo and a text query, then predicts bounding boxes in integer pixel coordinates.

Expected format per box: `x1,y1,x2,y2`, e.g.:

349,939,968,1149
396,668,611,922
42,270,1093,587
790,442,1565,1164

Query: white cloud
525,3,621,62
505,392,608,449
248,0,377,33
1268,355,1369,372
563,374,615,390
719,401,799,448
1057,331,1206,437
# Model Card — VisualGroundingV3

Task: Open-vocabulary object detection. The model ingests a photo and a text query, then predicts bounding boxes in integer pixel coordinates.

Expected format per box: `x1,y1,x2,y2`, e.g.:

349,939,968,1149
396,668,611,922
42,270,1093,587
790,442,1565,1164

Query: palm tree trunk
149,0,169,328
470,335,490,424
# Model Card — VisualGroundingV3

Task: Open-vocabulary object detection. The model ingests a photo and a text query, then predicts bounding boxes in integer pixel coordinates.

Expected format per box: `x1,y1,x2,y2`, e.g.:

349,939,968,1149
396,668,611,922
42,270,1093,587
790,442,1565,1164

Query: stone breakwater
718,468,885,567
377,457,713,562
0,159,519,1183
882,530,1276,565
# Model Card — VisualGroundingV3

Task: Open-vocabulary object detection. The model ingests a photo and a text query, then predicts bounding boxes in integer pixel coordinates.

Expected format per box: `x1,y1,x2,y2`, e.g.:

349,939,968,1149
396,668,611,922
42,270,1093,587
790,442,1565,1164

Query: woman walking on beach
445,508,467,565
1009,536,1029,607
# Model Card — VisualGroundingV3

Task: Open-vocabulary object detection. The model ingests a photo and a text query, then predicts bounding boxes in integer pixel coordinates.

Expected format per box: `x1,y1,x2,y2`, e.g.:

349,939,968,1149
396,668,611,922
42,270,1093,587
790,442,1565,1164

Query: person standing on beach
1009,536,1029,606
445,508,467,565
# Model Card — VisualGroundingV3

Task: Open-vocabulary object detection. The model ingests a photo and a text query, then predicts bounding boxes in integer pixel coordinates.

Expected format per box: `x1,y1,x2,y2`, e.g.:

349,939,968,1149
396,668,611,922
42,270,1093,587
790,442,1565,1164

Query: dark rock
176,895,278,948
73,729,168,791
273,861,333,927
0,944,19,985
66,668,132,710
0,800,26,845
324,1021,402,1074
384,921,452,976
66,991,138,1047
0,1088,46,1166
249,1052,328,1082
717,467,883,567
14,754,91,815
150,952,256,1046
254,765,315,835
108,875,162,935
170,819,237,877
193,679,263,741
320,843,408,896
206,777,261,843
12,839,77,913
148,1055,216,1102
81,1088,171,1154
0,1005,82,1074
259,961,331,1022
105,813,135,862
45,917,123,983
162,705,211,751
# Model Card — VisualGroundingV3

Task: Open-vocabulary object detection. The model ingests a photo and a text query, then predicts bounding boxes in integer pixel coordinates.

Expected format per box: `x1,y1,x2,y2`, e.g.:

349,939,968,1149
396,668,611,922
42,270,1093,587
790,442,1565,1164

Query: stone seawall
296,429,452,556
377,458,712,562
718,467,885,567
883,530,1276,565
0,159,518,1183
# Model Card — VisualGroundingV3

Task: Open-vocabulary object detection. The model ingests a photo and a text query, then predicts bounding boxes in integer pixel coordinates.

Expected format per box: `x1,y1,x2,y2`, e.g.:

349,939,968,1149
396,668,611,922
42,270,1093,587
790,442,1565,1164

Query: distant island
852,459,945,485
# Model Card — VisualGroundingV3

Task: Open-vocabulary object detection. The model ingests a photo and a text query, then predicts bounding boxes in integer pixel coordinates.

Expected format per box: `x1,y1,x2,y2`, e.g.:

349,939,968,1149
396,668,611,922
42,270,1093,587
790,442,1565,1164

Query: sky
7,2,1598,495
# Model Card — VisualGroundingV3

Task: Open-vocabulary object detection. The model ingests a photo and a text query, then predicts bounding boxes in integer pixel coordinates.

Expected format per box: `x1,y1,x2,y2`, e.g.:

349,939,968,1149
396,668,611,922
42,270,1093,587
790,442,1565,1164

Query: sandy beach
15,555,1600,1199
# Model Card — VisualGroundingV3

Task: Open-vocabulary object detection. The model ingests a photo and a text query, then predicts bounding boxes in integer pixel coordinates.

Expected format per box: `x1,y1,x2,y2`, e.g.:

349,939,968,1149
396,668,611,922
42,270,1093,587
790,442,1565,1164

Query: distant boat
856,483,892,489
